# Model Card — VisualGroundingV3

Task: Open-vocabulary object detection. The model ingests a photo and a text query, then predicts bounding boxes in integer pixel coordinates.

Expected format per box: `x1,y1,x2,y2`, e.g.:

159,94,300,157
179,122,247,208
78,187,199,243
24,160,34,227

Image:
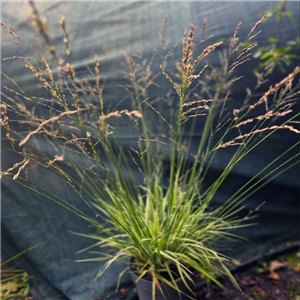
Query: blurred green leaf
268,37,277,43
260,52,274,60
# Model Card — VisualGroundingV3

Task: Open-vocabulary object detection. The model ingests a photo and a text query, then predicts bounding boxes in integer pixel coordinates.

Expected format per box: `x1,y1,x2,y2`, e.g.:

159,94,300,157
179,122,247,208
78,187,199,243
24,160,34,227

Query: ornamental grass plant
1,2,300,299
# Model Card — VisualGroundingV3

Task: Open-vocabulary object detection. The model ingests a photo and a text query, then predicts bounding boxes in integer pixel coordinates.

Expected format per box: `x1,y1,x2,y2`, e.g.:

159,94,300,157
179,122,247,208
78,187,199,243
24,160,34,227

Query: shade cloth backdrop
1,1,299,300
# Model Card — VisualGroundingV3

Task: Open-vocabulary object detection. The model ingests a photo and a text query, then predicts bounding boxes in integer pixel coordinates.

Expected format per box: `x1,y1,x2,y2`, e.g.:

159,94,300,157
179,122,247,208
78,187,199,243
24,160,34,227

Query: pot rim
129,257,195,285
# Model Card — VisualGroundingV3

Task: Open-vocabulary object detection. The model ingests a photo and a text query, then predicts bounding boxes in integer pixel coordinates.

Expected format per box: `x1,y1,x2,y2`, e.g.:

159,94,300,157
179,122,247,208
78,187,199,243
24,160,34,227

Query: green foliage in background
253,1,300,74
1,248,36,300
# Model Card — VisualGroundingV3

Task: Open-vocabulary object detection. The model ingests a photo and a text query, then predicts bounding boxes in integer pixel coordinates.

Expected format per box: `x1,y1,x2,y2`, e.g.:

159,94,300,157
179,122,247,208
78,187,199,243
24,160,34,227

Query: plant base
130,271,195,300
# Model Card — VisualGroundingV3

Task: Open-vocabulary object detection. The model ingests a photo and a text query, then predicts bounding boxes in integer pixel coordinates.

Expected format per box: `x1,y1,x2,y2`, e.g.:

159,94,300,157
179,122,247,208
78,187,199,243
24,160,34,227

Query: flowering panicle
60,16,71,56
1,104,15,149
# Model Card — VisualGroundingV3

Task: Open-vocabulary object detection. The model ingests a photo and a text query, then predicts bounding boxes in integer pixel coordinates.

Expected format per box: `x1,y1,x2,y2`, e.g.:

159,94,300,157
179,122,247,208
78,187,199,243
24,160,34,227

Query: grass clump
1,2,300,299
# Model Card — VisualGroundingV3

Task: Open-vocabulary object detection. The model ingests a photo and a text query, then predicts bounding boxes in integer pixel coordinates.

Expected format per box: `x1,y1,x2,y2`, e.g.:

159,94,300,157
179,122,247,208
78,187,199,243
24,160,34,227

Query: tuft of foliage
1,2,299,299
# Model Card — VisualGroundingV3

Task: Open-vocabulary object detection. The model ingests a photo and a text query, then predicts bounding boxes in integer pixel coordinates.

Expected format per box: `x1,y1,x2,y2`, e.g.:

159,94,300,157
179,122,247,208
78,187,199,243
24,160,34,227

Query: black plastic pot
130,266,195,300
